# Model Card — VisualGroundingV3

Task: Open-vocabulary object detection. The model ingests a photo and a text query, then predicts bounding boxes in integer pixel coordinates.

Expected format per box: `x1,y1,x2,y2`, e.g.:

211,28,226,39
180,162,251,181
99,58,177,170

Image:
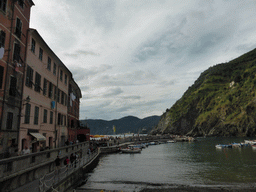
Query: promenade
12,149,99,192
1,134,181,192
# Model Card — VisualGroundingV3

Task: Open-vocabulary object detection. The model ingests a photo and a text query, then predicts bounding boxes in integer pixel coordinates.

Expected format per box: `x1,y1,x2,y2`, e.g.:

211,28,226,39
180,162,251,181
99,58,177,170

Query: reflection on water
79,137,256,191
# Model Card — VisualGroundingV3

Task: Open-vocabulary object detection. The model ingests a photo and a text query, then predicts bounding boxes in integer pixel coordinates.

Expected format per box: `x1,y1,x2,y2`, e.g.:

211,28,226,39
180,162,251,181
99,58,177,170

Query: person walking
70,153,75,167
55,155,61,173
64,156,69,168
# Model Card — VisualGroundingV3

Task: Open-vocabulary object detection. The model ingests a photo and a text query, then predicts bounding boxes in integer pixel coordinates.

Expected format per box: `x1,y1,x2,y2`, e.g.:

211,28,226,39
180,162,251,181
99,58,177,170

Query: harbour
75,137,256,192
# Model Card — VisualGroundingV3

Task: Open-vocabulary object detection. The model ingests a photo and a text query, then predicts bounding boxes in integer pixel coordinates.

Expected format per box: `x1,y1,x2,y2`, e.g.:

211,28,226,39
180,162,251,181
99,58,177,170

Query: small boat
231,143,241,148
120,148,141,153
167,140,176,143
251,144,256,149
244,140,256,145
128,144,143,149
240,143,250,147
215,144,232,149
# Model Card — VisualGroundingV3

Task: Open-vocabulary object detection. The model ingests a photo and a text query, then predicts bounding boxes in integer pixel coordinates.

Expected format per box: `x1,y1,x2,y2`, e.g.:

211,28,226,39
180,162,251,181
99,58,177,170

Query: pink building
19,29,74,153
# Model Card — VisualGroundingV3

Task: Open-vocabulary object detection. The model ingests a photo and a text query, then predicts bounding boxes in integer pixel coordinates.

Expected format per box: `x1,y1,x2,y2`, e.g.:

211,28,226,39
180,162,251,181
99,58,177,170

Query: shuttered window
15,18,22,39
9,76,17,96
24,103,31,124
6,112,13,129
25,65,33,88
43,109,47,123
34,106,39,125
13,43,20,62
34,72,41,92
0,66,4,89
43,78,47,95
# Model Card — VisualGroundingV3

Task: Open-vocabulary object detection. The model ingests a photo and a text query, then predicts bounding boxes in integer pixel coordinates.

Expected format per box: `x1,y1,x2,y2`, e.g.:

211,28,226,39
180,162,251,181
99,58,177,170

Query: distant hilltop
81,115,161,135
151,48,256,137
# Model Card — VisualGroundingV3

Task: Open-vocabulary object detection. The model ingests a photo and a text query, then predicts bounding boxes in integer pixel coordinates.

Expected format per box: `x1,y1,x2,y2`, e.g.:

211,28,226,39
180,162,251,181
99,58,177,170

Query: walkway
13,149,99,192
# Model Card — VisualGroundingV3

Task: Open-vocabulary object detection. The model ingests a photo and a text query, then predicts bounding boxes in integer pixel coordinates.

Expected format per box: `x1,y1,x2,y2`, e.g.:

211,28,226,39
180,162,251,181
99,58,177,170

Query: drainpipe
54,65,59,148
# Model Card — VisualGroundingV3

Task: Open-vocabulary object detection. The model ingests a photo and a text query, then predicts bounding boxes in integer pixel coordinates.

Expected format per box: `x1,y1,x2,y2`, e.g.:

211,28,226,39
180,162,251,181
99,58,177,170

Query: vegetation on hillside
152,48,256,137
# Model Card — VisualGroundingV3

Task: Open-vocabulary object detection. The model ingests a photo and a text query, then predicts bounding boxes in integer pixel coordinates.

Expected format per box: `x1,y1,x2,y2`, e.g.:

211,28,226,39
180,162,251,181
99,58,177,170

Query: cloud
31,0,256,120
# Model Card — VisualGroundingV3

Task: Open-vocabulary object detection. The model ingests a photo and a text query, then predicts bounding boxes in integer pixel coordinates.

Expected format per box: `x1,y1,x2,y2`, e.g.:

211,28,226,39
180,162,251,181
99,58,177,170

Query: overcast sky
30,0,256,120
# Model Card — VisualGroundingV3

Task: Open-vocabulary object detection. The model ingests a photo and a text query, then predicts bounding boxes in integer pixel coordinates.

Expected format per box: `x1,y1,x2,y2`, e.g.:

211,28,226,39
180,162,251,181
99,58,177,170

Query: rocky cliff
152,48,256,137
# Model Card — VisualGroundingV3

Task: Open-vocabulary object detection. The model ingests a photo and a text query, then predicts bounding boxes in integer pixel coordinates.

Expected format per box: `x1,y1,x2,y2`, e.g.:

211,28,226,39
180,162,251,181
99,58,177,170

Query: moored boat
215,144,232,149
244,140,256,145
231,143,241,148
120,148,141,153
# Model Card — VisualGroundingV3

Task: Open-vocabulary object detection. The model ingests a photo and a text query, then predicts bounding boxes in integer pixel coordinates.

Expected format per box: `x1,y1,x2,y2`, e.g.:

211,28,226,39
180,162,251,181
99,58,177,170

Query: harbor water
78,137,256,191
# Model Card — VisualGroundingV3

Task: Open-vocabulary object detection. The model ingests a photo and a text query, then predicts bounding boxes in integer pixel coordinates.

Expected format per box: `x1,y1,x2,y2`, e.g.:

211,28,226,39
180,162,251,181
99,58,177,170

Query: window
6,112,13,129
47,57,51,71
50,111,53,124
15,18,22,39
31,38,35,53
0,0,7,12
13,43,21,62
43,109,47,123
43,78,47,95
54,86,57,100
61,91,64,104
64,93,67,106
24,103,31,124
58,113,61,125
63,115,66,126
39,48,43,61
34,106,39,125
18,0,24,8
60,70,63,81
57,89,60,103
9,76,17,96
0,66,4,89
34,72,41,92
48,82,53,98
25,65,33,88
65,74,67,85
0,30,6,48
53,63,56,75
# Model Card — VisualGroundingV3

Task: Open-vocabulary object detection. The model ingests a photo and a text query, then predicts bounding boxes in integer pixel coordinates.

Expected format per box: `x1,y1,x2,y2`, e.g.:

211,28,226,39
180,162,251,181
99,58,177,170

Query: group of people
55,153,79,170
65,139,79,146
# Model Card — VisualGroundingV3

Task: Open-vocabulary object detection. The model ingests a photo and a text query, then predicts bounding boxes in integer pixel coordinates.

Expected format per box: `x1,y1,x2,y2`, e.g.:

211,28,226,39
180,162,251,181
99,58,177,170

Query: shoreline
140,185,256,192
75,183,256,192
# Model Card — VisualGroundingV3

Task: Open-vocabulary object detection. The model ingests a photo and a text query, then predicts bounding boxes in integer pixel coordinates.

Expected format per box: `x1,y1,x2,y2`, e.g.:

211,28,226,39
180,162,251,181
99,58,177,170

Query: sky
30,0,256,120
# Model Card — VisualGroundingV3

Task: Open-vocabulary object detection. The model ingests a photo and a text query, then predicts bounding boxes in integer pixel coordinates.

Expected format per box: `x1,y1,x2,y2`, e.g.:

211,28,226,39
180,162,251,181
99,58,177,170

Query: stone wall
0,141,89,191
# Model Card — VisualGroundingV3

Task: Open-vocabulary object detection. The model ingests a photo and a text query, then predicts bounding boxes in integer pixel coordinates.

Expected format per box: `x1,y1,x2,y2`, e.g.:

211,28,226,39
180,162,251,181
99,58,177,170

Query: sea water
78,137,256,191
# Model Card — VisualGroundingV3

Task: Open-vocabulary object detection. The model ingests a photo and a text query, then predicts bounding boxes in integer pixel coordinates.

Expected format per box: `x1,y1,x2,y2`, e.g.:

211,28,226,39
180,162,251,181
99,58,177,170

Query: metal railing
39,148,100,192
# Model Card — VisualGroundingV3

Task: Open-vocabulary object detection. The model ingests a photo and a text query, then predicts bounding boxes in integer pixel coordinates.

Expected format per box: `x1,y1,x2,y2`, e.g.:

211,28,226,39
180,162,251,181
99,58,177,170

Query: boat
128,144,144,149
244,140,256,145
231,143,241,148
167,140,176,143
240,143,250,147
251,144,256,149
215,144,232,149
120,148,141,153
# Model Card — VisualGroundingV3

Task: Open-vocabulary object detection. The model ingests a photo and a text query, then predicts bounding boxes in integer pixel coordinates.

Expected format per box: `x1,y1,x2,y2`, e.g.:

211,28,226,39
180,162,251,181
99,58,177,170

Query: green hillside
152,48,256,137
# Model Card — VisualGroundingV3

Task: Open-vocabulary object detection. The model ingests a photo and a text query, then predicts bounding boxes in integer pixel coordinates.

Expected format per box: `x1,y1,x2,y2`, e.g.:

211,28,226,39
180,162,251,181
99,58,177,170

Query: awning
29,132,46,141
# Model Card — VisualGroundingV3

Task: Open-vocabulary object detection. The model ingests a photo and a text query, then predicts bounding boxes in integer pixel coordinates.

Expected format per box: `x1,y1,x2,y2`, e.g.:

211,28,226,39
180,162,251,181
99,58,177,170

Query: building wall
0,0,34,158
19,29,71,153
68,80,82,142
